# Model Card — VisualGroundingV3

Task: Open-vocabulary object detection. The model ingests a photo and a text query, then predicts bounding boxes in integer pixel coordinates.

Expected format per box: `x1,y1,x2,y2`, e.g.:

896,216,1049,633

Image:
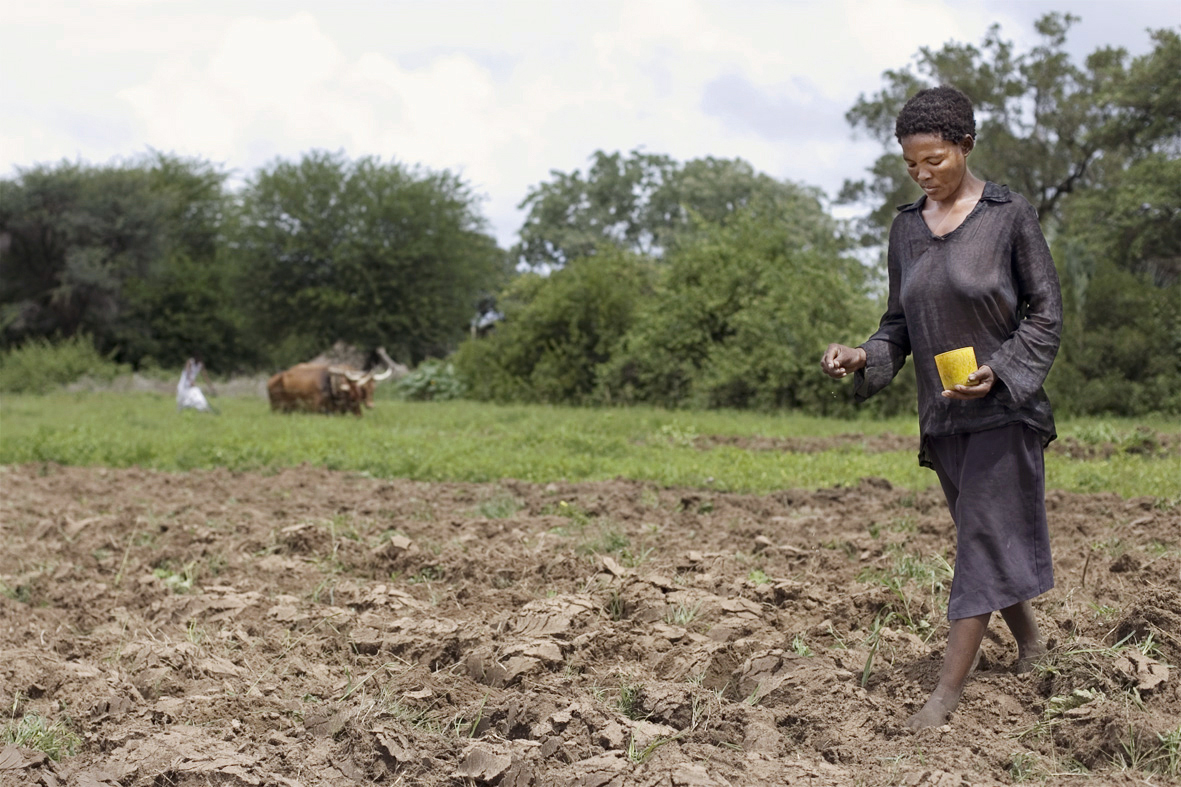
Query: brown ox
267,363,392,416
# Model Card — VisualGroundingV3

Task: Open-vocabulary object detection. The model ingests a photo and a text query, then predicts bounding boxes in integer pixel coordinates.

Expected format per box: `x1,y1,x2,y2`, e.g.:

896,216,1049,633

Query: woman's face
899,133,973,202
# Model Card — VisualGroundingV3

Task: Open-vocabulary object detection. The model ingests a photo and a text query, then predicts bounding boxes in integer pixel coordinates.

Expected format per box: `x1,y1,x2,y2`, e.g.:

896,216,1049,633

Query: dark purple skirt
927,423,1054,619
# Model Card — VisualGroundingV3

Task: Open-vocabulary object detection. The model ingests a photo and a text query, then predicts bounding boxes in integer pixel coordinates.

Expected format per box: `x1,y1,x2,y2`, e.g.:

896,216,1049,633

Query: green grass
0,393,1177,498
2,712,82,760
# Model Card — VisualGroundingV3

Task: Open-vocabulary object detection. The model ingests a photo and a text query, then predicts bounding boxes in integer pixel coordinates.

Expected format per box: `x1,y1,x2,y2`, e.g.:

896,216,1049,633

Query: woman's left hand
942,364,995,400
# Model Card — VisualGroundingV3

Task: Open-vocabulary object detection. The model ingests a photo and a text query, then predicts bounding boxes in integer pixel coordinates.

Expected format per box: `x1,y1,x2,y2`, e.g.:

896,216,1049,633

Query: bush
393,361,467,401
453,248,655,404
596,206,880,414
0,335,130,394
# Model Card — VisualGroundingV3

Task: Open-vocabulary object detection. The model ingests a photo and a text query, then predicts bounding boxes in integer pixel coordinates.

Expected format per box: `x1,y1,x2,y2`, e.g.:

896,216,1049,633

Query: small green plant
153,561,197,593
747,568,771,586
664,602,702,627
605,590,626,621
393,361,467,401
476,493,521,519
1,713,82,760
577,524,631,558
1088,602,1118,620
627,731,680,763
1008,751,1039,782
407,565,445,584
0,579,33,605
791,634,812,657
617,680,644,720
1157,725,1181,778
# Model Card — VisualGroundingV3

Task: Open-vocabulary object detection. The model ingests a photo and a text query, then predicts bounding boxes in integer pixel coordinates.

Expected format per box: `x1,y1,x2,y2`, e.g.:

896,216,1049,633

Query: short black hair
895,85,976,143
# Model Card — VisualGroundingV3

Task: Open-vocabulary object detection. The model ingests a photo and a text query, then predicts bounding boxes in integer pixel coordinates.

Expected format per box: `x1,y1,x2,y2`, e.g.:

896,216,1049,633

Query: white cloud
1,0,1171,246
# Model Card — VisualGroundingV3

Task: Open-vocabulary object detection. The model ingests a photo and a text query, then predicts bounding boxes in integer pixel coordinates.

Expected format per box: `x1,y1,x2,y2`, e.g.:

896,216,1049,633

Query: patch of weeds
577,524,649,567
791,635,812,657
747,569,770,586
1088,602,1118,621
857,548,952,640
205,552,228,578
1145,540,1175,557
639,488,661,508
605,590,626,621
627,731,681,764
889,514,917,533
186,619,207,646
867,522,881,539
1008,751,1042,782
821,539,858,559
1155,725,1181,778
825,622,850,650
664,602,702,627
860,610,902,687
1091,536,1126,559
0,579,32,605
311,577,338,605
476,493,521,519
617,680,644,720
656,423,698,447
153,561,197,593
407,565,445,584
451,693,489,738
552,500,592,526
1,713,82,760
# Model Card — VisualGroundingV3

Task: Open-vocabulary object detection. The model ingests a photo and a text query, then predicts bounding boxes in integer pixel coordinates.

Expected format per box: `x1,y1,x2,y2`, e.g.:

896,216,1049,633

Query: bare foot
906,690,958,730
1014,642,1047,674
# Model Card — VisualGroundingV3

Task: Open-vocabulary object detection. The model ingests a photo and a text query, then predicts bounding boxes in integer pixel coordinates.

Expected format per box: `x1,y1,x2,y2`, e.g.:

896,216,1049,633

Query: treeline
1,14,1177,416
0,151,509,372
455,15,1179,416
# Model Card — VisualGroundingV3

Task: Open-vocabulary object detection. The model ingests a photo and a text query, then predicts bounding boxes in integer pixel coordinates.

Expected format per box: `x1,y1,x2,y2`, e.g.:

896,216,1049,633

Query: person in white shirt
177,354,217,413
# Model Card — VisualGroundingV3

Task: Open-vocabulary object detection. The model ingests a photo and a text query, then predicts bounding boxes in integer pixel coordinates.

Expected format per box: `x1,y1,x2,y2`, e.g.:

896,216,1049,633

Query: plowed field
1,460,1178,786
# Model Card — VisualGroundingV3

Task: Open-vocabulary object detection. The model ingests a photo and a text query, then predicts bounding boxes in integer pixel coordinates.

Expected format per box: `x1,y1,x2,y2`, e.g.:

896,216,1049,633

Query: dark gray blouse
854,182,1062,467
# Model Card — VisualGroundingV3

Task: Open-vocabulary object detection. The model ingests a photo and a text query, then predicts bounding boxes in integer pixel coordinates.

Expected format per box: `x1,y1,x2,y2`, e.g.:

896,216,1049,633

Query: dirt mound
1,464,1177,785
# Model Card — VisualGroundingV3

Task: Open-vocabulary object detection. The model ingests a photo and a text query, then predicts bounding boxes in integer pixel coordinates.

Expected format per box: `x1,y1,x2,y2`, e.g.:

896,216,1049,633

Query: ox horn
340,369,367,382
370,368,393,382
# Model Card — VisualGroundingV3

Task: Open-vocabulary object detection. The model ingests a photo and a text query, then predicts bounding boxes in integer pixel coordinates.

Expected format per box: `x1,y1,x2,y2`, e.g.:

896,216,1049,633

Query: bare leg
907,612,990,730
999,600,1046,672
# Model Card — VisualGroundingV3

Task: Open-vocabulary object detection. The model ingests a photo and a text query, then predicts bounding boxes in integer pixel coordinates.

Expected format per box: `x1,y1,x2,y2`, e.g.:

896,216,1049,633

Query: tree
597,200,890,412
0,153,240,368
233,151,508,366
452,248,655,404
515,150,829,268
841,15,1180,241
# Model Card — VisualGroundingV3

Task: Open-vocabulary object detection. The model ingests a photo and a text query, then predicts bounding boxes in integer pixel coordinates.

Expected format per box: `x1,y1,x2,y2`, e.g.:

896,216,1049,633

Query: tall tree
234,151,508,366
515,150,829,268
597,200,887,412
0,153,239,368
840,15,1180,241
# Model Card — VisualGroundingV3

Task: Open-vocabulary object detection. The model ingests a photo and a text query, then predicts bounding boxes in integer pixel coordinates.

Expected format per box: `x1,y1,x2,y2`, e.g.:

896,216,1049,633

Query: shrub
0,335,129,394
453,248,655,404
394,361,467,401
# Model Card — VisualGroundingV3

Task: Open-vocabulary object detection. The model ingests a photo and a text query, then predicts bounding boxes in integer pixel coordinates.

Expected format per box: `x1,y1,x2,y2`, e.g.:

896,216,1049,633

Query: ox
267,363,392,416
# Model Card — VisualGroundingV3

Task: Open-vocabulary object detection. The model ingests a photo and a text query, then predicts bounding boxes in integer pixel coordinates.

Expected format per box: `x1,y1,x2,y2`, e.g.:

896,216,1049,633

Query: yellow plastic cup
934,347,978,390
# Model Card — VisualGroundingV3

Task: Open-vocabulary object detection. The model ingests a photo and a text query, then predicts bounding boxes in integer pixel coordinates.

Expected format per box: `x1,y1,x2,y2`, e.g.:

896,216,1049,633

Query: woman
821,85,1062,730
177,354,217,414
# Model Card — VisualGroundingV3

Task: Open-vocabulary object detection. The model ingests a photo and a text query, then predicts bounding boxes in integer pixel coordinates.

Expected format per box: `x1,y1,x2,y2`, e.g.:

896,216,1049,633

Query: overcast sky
2,0,1175,247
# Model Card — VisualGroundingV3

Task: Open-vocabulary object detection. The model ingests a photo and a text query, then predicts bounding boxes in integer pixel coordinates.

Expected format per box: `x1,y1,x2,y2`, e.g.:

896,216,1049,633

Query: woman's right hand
821,344,867,380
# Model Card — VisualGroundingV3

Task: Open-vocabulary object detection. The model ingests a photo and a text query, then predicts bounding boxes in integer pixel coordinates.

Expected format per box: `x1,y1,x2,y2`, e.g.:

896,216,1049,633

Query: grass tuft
2,713,82,760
